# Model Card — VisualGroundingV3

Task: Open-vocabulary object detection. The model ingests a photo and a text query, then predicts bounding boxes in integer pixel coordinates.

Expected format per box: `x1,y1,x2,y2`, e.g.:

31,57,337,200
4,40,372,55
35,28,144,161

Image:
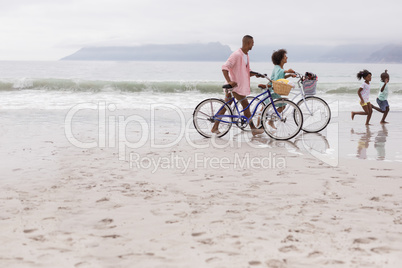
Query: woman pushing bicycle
260,49,297,106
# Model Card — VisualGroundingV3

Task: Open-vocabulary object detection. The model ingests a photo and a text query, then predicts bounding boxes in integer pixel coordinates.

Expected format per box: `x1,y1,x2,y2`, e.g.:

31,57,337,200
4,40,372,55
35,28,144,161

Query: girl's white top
361,82,370,103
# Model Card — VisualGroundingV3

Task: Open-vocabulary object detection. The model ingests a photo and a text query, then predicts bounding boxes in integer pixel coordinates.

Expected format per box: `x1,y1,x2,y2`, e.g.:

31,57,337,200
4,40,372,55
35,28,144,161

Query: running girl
351,69,373,125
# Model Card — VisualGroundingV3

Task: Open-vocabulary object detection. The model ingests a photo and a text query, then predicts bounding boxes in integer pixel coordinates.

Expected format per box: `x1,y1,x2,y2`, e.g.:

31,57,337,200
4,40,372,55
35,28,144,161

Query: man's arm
222,70,237,87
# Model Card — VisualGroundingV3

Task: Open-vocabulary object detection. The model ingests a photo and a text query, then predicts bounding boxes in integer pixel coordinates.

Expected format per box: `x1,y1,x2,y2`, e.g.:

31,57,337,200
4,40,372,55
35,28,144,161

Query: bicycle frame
213,87,280,124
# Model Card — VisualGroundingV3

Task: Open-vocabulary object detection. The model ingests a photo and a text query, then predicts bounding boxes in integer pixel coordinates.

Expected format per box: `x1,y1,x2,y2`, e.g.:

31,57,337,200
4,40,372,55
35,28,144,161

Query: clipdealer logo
64,102,261,160
64,102,186,160
64,101,339,168
129,152,286,173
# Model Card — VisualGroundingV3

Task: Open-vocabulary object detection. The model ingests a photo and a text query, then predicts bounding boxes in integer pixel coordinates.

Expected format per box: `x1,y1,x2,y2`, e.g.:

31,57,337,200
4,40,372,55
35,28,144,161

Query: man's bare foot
251,128,264,136
211,128,220,134
365,123,372,126
380,121,389,124
351,112,355,120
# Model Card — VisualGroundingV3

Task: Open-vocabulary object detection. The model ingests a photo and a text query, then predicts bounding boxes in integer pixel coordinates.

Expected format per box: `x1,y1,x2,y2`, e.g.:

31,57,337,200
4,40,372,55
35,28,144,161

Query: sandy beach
1,107,401,268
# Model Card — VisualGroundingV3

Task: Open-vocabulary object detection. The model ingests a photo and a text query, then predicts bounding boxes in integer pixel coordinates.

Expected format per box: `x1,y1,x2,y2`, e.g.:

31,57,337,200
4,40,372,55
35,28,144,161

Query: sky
0,0,401,61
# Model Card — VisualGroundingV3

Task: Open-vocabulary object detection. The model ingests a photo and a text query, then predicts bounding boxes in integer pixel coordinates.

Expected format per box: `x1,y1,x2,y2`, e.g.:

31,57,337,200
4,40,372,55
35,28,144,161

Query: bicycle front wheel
261,99,303,140
193,98,233,138
297,96,331,133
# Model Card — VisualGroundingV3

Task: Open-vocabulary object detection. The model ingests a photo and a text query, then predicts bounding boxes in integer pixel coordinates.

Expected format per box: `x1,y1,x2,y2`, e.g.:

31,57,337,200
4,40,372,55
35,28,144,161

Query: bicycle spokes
261,99,303,140
193,98,233,138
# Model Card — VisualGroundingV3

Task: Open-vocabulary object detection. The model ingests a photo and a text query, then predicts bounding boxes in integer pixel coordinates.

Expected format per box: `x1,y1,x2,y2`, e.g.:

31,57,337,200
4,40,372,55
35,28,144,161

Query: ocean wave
1,78,401,95
324,87,359,94
0,78,225,93
322,85,402,95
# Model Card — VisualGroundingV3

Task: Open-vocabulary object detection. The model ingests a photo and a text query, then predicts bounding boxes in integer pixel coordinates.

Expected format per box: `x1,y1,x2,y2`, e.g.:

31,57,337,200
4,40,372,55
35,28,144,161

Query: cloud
0,0,401,60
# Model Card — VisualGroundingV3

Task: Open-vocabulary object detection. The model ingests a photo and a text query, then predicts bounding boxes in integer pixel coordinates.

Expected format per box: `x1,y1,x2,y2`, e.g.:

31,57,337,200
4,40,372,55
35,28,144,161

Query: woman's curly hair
271,49,287,65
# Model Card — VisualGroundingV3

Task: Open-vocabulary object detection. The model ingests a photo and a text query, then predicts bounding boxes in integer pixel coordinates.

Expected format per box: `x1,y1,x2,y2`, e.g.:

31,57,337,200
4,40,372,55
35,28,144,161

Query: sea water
1,61,402,110
1,61,401,162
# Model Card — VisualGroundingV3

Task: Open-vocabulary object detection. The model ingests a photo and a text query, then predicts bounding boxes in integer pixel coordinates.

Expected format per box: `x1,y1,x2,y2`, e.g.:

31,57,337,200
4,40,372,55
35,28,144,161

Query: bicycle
290,72,331,133
193,72,304,140
252,71,331,133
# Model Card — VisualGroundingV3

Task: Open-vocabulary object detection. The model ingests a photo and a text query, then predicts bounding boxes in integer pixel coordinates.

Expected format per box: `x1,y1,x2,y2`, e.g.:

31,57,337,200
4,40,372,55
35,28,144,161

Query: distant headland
61,42,402,63
61,42,232,62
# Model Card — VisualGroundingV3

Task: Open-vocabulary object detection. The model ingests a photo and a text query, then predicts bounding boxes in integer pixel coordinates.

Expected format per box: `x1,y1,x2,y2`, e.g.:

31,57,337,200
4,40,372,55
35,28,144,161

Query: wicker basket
272,80,293,96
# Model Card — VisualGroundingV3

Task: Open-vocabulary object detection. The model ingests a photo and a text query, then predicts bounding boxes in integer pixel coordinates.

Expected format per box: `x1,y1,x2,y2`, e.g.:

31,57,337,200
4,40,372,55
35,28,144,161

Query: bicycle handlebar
258,71,304,81
293,72,302,78
250,71,273,83
222,71,305,89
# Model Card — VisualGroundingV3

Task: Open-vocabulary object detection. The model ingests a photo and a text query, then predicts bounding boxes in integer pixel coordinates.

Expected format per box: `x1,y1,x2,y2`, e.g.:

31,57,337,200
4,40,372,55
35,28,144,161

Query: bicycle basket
272,80,293,96
302,78,317,95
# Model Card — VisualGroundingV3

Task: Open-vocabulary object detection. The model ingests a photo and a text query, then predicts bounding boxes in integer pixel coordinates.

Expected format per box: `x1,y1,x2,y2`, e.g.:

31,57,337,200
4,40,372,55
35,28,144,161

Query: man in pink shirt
211,35,263,135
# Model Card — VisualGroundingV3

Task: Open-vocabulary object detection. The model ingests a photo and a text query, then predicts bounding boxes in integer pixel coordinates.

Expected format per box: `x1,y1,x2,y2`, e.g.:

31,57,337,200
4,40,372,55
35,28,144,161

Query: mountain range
61,43,402,63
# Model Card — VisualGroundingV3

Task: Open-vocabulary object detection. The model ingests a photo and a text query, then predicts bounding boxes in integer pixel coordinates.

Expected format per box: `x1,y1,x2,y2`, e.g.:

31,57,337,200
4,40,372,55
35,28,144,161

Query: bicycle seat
222,84,233,89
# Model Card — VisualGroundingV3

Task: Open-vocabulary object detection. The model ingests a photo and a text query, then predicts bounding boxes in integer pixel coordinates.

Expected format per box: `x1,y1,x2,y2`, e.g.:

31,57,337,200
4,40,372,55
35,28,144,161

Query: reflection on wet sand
250,133,329,153
374,125,388,160
351,126,372,159
350,125,389,160
236,120,393,163
232,111,399,162
250,132,334,165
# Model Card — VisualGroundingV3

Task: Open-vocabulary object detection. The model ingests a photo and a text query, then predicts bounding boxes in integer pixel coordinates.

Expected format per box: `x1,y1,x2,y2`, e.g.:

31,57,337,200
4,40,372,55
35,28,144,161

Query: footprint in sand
96,197,109,203
23,229,38,234
205,257,222,263
191,232,206,237
173,212,188,218
248,261,262,266
75,261,92,267
353,237,377,244
393,217,402,224
165,220,179,224
101,234,120,239
350,247,369,255
278,245,299,253
95,218,115,230
29,235,46,242
265,259,286,268
281,235,299,243
325,260,345,265
307,251,323,258
198,238,214,245
371,246,392,254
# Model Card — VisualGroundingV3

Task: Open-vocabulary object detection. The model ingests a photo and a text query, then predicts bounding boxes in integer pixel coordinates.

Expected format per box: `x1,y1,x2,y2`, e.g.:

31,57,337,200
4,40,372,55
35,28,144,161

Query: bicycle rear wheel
297,96,331,133
261,99,303,140
233,96,265,130
193,98,233,138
